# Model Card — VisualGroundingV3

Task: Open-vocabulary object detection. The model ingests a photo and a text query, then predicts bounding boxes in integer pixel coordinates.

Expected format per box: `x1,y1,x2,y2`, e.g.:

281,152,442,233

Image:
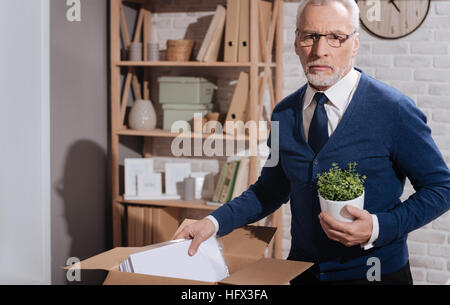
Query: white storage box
158,77,217,104
163,103,213,130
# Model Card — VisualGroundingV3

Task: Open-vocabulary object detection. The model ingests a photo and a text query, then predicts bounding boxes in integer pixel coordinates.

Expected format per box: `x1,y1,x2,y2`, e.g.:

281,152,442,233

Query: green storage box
163,103,213,131
158,77,217,104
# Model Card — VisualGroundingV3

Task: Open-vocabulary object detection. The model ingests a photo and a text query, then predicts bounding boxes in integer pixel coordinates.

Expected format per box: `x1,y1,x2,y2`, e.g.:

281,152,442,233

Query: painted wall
50,0,109,284
0,0,51,284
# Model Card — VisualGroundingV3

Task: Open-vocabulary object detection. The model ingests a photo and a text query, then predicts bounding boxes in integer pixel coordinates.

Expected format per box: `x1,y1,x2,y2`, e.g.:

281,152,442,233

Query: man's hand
319,205,373,247
173,218,216,256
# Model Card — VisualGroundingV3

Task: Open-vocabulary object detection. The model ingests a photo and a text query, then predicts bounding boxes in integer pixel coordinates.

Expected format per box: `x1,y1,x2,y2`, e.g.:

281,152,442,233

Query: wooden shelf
118,197,219,211
115,127,268,141
110,0,284,257
116,60,277,68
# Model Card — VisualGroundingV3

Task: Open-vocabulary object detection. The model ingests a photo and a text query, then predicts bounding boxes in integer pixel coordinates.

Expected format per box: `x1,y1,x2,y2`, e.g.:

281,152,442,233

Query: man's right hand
173,218,216,256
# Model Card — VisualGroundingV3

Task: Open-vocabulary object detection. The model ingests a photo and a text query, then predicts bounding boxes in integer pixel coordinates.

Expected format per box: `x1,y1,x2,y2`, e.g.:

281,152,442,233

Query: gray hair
296,0,360,32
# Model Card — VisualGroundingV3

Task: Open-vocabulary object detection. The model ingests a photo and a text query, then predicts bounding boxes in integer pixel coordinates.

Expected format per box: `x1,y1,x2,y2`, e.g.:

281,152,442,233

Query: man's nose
312,36,329,57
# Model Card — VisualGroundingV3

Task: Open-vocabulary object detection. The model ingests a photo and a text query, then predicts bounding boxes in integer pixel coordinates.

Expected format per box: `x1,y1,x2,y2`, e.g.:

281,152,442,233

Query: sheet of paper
122,236,229,282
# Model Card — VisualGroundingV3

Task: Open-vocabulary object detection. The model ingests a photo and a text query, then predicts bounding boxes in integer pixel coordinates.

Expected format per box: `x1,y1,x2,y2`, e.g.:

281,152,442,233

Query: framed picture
137,172,162,197
165,162,191,195
124,158,154,197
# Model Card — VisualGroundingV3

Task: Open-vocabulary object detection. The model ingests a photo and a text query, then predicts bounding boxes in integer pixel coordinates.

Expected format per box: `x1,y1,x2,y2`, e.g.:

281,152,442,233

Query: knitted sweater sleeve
374,96,450,247
209,132,291,237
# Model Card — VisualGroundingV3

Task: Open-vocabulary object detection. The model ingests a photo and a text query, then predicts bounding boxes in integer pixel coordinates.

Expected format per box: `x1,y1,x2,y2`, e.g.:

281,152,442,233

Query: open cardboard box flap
103,270,214,285
66,219,313,284
219,258,313,285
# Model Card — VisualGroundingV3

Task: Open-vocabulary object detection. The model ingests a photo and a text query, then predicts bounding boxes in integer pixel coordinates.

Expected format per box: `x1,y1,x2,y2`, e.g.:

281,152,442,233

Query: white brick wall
147,0,450,284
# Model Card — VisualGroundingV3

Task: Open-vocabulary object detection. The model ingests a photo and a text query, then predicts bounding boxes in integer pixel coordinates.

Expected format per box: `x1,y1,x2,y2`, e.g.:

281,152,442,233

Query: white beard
304,60,352,88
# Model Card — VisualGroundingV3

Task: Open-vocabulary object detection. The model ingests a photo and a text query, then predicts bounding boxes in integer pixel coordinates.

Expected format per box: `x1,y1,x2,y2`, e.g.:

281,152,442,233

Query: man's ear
352,32,360,58
294,37,301,56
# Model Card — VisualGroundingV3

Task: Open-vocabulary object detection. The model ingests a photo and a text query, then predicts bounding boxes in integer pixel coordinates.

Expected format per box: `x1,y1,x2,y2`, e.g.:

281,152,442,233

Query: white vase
319,190,365,223
128,99,157,130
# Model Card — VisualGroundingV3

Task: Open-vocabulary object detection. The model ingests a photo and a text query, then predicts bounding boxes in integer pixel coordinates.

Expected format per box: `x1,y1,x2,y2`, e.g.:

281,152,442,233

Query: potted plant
317,162,367,222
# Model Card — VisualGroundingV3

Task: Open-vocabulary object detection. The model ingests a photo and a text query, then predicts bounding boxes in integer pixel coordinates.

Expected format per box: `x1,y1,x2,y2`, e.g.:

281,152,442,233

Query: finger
319,218,336,240
345,205,365,219
173,231,189,240
320,218,346,242
173,226,194,240
320,212,351,234
188,234,204,256
319,215,332,233
323,227,356,247
326,228,352,244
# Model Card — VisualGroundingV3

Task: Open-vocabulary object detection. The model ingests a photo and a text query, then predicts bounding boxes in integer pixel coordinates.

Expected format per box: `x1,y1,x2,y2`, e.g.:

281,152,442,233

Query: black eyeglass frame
295,29,357,48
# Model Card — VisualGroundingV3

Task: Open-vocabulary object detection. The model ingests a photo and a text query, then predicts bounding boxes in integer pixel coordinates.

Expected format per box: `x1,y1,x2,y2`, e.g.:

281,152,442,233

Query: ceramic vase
128,99,157,130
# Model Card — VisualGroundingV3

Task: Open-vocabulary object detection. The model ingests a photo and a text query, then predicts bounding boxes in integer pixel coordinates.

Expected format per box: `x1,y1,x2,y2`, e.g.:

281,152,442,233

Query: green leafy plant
317,162,366,201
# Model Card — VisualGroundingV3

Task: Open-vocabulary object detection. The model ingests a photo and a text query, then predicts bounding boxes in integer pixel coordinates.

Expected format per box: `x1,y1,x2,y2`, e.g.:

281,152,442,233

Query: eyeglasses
295,30,357,48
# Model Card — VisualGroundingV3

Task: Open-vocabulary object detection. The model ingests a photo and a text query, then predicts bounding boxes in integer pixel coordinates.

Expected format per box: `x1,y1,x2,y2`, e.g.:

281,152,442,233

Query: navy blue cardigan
210,69,450,281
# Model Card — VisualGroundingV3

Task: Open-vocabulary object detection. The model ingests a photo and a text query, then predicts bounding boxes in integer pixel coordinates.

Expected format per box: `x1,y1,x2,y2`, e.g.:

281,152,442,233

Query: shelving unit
110,0,284,258
119,197,217,211
117,61,277,67
116,127,267,141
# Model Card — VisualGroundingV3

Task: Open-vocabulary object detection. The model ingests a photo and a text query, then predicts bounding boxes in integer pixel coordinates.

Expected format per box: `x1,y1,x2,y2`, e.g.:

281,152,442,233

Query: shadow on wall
55,140,110,285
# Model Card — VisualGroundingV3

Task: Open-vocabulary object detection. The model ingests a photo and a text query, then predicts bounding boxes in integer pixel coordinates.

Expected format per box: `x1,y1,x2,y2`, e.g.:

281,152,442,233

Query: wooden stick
275,0,284,107
132,74,142,100
256,5,268,121
266,0,279,63
258,4,268,63
268,71,276,111
256,0,279,121
248,0,260,185
120,0,135,105
120,2,142,101
143,9,151,61
111,0,123,247
143,7,152,100
143,137,153,158
255,0,281,258
120,3,130,48
130,8,144,99
273,0,284,260
133,8,145,43
257,73,270,121
120,72,132,126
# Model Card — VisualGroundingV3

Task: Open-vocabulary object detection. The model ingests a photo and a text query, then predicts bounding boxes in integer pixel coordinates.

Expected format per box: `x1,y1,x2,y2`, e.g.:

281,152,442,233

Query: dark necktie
308,92,329,154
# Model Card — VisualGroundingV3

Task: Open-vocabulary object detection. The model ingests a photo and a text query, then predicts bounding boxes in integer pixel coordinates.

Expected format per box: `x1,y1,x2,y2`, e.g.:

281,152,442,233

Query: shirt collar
303,67,360,111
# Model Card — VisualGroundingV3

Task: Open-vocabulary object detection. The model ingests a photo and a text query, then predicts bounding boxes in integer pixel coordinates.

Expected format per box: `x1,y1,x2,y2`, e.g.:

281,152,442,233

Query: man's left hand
319,205,373,247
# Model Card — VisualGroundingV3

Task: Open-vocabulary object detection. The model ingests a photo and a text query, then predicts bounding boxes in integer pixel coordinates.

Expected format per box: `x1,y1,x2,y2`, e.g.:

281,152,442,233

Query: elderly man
175,0,450,284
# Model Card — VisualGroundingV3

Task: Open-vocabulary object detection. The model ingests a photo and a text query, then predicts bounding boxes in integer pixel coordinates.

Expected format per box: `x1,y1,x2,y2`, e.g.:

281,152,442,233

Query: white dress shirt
207,67,379,250
303,67,360,142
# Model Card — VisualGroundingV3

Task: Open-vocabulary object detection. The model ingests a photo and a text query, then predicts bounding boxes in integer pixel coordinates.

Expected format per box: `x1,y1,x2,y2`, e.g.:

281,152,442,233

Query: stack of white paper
120,236,229,283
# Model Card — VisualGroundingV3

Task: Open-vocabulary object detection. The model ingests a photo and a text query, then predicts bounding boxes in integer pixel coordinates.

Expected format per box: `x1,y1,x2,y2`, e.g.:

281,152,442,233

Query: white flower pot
319,190,365,223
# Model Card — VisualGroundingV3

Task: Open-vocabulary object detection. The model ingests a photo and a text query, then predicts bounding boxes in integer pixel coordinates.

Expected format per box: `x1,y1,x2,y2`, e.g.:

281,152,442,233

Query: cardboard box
66,219,313,285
